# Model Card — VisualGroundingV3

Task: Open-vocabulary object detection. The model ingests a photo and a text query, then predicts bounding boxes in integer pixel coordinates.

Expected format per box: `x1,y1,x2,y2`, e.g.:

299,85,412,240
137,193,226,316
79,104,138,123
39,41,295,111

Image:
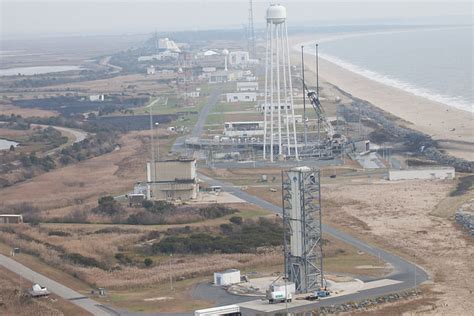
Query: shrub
199,205,236,219
152,218,283,255
92,196,122,216
48,231,71,237
62,253,105,269
229,216,243,225
144,258,153,267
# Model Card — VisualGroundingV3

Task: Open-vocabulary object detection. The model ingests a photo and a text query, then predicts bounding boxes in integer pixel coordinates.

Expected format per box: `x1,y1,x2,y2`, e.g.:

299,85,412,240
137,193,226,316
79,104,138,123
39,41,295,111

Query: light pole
169,253,173,291
414,253,417,295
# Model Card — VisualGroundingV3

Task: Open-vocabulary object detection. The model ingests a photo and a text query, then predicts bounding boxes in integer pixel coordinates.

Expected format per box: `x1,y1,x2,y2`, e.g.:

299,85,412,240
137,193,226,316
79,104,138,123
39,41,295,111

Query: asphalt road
190,86,223,138
0,253,116,316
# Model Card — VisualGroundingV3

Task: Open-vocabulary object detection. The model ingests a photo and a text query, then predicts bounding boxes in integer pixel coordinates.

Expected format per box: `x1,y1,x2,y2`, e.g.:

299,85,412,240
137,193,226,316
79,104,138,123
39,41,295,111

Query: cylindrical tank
266,4,286,24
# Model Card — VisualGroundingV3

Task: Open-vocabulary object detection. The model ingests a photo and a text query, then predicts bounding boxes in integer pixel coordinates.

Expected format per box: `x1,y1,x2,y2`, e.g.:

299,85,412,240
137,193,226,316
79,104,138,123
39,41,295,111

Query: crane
302,82,335,139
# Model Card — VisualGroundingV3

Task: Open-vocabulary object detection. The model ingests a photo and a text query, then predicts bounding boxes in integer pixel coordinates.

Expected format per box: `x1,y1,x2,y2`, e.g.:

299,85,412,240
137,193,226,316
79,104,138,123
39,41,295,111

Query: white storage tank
214,269,240,286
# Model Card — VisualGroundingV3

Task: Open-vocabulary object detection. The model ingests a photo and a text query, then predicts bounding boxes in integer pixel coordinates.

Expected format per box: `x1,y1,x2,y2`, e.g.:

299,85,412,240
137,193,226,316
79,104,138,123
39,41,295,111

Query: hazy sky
1,1,472,38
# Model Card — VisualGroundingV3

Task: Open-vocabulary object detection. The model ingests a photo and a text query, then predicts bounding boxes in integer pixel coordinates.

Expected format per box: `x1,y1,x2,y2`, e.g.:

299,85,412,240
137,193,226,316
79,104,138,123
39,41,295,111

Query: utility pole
149,107,156,184
301,45,307,146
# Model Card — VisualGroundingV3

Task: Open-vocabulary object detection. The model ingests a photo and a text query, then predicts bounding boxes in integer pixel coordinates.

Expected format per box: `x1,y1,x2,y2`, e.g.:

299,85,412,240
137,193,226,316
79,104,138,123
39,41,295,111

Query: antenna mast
248,0,256,58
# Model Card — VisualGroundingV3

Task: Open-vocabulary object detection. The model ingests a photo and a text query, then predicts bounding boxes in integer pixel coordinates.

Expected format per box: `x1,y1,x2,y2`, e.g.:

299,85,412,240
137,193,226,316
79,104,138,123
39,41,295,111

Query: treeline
0,115,120,187
5,70,114,89
12,96,148,117
91,197,237,225
152,217,283,254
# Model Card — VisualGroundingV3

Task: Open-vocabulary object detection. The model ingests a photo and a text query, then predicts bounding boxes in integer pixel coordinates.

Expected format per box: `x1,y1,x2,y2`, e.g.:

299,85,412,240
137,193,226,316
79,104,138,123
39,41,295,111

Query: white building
208,70,243,84
202,67,217,73
147,159,199,201
224,121,264,137
183,91,200,98
389,167,455,181
89,94,105,102
138,51,179,62
158,38,180,52
146,65,156,75
226,92,257,103
237,81,258,92
229,51,249,66
214,269,240,286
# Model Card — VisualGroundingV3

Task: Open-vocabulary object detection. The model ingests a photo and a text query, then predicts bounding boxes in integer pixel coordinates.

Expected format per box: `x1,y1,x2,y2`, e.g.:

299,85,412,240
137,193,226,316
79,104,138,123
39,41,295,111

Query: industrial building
224,121,264,137
214,269,241,286
146,159,199,201
389,167,455,181
208,70,243,83
237,81,258,92
226,92,257,102
229,51,250,66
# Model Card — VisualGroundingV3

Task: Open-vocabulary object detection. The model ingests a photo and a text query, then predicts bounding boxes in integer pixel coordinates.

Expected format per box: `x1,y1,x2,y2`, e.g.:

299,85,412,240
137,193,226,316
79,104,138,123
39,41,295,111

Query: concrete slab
360,279,402,290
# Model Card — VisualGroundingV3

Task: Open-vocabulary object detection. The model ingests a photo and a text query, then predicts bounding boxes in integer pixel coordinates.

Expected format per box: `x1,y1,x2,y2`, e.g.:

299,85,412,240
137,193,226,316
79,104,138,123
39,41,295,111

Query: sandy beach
290,34,473,161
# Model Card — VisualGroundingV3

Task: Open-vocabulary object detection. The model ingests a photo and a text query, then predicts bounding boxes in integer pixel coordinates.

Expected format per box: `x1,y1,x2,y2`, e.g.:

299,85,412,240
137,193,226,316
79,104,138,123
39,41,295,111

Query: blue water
0,65,82,76
314,26,474,112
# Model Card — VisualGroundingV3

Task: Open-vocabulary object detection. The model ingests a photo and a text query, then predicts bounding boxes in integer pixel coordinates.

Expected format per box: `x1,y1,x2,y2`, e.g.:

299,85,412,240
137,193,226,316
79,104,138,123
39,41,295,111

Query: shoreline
290,31,473,161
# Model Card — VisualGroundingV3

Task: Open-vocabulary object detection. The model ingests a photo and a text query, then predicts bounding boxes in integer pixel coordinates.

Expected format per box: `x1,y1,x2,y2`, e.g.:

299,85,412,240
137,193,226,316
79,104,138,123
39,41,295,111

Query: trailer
29,284,50,297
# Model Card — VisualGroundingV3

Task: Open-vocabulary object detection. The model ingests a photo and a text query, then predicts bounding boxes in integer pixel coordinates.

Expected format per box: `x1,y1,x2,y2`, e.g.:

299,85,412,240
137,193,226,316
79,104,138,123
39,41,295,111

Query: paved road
190,86,223,138
0,253,116,316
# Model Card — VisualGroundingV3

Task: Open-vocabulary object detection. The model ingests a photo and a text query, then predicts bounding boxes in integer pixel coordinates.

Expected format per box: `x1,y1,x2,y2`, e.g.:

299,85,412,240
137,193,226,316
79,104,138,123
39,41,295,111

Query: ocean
311,26,473,112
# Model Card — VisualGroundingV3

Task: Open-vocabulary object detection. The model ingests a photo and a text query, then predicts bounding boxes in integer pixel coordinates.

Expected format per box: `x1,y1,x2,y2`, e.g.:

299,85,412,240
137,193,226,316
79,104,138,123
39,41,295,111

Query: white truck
266,282,295,304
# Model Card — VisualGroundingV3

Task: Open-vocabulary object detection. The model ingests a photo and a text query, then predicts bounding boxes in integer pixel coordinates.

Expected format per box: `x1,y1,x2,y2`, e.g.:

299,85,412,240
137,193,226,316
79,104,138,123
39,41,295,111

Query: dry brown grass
0,103,58,118
0,130,153,219
0,266,91,316
323,178,474,315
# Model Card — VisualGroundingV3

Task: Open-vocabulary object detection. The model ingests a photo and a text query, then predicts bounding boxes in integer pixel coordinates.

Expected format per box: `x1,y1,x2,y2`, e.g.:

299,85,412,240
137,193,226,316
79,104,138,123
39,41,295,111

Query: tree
229,216,243,225
9,145,15,151
93,196,122,216
144,258,153,267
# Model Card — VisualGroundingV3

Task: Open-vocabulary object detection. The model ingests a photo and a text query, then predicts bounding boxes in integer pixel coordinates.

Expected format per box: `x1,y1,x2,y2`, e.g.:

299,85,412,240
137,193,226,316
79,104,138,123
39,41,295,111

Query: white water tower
222,49,229,71
263,4,299,162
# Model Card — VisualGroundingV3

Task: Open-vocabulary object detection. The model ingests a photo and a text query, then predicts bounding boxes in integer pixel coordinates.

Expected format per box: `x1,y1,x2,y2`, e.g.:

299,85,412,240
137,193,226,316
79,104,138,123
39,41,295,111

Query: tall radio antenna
248,0,256,58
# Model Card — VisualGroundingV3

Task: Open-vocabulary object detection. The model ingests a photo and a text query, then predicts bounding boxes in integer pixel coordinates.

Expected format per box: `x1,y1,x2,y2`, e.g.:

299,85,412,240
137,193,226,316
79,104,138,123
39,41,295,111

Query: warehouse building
224,121,264,137
237,81,258,92
226,92,257,103
146,158,199,201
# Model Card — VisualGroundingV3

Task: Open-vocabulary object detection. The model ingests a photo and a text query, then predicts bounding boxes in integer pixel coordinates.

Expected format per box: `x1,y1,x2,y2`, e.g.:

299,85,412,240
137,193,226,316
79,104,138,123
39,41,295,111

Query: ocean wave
318,52,473,113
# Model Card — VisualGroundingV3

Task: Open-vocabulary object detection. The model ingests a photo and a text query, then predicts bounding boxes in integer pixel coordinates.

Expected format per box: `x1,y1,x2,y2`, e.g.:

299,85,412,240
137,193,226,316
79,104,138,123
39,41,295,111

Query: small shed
214,269,240,286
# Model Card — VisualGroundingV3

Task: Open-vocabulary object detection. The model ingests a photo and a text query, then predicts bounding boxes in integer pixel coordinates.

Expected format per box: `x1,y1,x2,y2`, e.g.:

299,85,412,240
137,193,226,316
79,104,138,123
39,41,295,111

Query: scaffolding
282,167,324,293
